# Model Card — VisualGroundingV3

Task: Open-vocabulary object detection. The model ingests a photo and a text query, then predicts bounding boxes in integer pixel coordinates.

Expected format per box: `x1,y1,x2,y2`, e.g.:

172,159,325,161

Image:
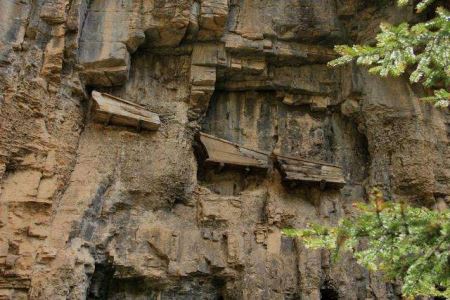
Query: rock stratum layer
0,0,449,299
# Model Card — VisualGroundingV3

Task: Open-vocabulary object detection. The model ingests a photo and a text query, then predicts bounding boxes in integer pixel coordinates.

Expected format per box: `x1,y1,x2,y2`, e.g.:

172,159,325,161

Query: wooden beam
199,132,270,168
198,132,346,186
276,156,345,185
91,91,160,130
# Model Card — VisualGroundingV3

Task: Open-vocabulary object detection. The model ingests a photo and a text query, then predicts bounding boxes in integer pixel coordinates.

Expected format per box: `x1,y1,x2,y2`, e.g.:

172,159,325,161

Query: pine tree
284,2,450,297
329,0,449,106
283,189,450,298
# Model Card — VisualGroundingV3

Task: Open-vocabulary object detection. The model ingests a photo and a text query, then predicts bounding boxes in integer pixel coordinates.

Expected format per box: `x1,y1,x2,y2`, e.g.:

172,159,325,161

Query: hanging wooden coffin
275,154,345,185
90,91,160,130
198,132,270,168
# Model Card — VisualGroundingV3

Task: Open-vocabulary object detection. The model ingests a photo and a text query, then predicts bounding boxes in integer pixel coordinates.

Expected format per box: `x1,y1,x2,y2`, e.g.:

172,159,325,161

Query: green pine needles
329,0,450,107
285,1,450,297
283,189,450,298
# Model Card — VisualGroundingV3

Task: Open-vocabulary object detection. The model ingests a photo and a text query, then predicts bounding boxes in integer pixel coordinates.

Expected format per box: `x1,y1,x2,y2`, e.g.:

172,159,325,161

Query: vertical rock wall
0,0,448,299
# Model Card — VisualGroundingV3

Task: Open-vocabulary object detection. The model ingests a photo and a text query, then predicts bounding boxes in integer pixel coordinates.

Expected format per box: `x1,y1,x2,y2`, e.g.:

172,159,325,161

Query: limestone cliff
0,0,448,299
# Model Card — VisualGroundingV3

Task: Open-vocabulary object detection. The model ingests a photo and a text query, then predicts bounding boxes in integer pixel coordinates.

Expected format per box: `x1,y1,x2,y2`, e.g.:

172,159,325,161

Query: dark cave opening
87,262,115,300
320,286,339,300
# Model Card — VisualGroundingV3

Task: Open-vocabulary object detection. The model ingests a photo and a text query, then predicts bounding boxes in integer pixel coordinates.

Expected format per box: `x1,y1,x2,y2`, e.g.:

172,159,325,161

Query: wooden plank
198,132,345,185
283,171,344,184
280,163,343,177
276,155,345,185
274,151,341,168
91,91,160,130
199,132,270,168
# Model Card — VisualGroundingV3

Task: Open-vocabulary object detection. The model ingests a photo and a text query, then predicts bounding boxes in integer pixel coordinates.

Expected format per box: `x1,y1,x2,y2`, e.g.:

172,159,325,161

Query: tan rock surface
0,0,448,299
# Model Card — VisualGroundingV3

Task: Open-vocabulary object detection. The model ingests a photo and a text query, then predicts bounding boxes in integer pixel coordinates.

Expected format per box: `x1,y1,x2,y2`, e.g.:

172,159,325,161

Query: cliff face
0,0,449,299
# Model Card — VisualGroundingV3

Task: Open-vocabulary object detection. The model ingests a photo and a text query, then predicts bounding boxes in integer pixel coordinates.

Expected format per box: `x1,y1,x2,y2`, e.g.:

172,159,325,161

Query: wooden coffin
91,91,160,130
275,154,345,185
199,132,270,168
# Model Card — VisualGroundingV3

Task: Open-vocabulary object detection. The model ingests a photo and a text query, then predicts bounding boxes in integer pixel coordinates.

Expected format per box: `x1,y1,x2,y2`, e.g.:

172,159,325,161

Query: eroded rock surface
0,0,449,299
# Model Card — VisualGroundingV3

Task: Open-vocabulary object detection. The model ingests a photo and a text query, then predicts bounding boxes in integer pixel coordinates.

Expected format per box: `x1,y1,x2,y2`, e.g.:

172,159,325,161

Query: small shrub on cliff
283,189,450,298
329,0,450,106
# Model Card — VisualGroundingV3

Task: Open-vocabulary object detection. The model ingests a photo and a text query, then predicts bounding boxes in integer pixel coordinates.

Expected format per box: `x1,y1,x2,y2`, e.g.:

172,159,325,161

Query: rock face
0,0,448,299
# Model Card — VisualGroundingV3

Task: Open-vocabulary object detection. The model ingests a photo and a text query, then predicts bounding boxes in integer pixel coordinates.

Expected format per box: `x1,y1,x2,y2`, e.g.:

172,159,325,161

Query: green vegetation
284,2,450,298
329,0,449,106
283,189,450,298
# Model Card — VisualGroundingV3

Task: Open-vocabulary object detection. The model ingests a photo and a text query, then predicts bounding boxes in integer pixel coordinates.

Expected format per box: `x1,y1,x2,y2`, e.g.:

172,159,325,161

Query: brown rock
0,0,448,298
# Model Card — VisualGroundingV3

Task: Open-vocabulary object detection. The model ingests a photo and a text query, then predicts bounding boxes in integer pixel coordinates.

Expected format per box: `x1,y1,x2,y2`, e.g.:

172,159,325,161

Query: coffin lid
91,91,160,130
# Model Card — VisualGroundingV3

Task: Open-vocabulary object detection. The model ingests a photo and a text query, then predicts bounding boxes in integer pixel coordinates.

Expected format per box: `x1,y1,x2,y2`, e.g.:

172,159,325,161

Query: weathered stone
190,65,216,86
40,0,67,24
41,27,65,83
341,98,361,117
0,0,30,46
198,190,242,223
226,230,244,266
191,43,226,66
198,0,229,40
139,225,179,262
0,0,448,299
